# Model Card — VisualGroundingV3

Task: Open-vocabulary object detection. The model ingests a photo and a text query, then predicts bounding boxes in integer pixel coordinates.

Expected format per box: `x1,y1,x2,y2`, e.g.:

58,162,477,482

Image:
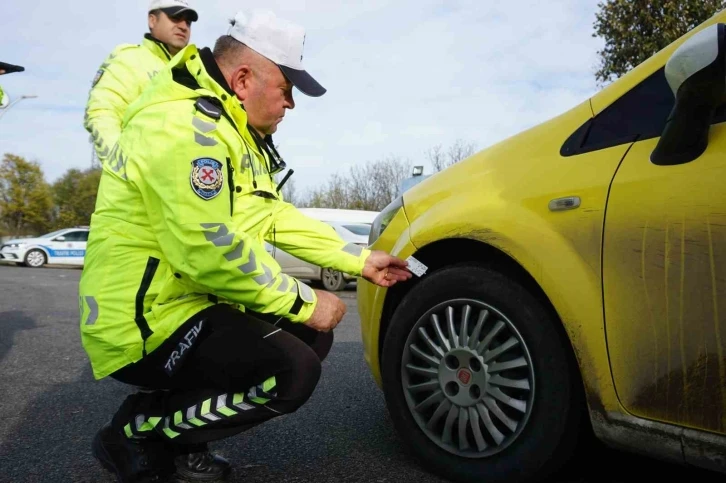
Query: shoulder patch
194,98,222,120
190,158,224,200
92,69,104,87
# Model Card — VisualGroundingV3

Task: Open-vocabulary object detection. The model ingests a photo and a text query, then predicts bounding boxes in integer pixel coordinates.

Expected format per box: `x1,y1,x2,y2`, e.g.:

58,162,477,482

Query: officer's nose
285,91,295,110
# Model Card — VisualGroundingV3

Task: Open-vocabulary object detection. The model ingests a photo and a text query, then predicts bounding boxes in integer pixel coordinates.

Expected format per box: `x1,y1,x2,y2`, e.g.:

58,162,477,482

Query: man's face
149,11,192,55
242,63,295,136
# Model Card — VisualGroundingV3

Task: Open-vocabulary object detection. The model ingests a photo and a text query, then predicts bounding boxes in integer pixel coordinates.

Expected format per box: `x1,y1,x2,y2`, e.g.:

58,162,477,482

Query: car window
57,231,88,242
561,68,674,156
561,67,726,157
342,224,371,236
41,229,68,239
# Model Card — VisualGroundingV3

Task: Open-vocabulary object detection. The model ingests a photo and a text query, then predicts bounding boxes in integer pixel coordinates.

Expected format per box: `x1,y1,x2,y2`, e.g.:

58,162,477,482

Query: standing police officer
80,8,412,483
84,0,198,165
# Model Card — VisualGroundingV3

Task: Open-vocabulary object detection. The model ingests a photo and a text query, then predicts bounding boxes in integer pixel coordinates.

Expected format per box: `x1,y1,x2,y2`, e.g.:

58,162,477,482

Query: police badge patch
190,158,224,200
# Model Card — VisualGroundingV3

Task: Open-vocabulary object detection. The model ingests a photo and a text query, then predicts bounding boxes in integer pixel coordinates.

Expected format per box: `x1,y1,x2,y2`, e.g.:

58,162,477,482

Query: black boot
173,444,231,482
92,423,176,482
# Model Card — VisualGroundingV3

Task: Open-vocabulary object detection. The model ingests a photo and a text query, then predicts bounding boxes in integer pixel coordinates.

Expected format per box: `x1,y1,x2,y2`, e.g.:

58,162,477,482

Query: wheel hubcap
439,348,489,407
27,252,44,267
401,299,534,458
323,269,342,287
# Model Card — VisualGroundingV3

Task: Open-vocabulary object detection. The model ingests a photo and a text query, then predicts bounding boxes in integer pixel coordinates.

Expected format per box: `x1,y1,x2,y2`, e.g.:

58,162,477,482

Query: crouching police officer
79,8,412,483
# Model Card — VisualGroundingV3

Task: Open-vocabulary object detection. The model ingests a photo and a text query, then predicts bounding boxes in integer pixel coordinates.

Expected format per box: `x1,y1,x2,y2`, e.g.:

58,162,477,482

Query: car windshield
39,229,67,239
342,224,372,236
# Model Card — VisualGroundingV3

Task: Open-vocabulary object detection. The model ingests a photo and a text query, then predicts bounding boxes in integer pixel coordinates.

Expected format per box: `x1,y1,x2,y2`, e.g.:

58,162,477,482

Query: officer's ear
148,10,160,32
229,64,253,102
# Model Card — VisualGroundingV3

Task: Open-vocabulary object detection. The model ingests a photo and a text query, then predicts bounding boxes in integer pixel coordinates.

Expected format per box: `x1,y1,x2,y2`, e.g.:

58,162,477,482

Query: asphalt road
0,264,723,483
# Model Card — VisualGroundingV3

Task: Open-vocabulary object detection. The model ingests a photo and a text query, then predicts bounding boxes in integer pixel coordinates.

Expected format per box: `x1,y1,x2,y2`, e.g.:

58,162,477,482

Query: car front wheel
381,264,584,483
24,249,47,268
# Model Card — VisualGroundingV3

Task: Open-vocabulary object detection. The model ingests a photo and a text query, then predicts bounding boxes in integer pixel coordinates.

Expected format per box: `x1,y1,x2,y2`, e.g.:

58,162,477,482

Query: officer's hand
362,250,413,288
303,289,347,332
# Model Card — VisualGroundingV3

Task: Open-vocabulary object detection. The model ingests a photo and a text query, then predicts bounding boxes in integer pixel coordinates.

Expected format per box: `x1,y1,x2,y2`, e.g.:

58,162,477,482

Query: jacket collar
198,47,235,97
183,47,265,157
143,34,172,62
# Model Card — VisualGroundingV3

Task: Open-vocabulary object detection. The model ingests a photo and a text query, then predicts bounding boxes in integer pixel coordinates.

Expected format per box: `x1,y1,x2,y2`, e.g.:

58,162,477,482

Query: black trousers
109,304,333,445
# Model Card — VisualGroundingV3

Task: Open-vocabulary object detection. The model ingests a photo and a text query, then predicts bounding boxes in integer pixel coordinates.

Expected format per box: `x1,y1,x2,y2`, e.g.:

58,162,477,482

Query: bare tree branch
446,139,477,168
426,144,445,172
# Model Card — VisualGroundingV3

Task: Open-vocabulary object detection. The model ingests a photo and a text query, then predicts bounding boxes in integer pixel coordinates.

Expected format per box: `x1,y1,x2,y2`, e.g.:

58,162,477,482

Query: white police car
0,227,89,268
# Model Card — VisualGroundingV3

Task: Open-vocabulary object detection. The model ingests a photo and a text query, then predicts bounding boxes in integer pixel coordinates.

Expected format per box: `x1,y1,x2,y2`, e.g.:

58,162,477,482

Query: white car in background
0,227,89,268
267,208,378,291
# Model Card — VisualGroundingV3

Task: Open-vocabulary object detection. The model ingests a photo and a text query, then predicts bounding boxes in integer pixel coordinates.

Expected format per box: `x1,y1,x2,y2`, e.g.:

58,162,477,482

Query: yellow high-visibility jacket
79,44,371,380
84,35,172,164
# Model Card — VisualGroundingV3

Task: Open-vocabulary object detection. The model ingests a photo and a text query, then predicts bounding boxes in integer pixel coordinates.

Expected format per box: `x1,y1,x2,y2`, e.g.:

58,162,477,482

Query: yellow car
358,11,726,483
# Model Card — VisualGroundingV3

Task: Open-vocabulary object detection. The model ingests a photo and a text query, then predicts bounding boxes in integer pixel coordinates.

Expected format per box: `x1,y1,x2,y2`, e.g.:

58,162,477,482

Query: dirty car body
358,11,726,483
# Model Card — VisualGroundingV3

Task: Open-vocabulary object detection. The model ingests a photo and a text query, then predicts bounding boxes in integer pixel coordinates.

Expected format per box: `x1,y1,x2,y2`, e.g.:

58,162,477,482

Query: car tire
381,264,584,483
24,249,47,268
321,268,347,291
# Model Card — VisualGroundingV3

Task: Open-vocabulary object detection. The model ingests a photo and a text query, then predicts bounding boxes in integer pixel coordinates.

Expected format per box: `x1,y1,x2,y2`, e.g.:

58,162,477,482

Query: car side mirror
651,23,726,166
55,236,66,241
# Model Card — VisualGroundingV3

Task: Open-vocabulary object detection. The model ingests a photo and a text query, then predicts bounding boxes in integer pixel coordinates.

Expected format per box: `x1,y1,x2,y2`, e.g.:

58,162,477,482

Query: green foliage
594,0,726,84
0,154,54,236
52,167,102,229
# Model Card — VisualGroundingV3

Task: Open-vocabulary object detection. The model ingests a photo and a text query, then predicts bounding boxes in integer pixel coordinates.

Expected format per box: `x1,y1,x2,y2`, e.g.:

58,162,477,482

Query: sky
0,0,604,195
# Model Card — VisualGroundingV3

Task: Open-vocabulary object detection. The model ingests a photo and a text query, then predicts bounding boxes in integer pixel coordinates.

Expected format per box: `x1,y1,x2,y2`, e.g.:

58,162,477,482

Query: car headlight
6,243,25,249
369,196,403,246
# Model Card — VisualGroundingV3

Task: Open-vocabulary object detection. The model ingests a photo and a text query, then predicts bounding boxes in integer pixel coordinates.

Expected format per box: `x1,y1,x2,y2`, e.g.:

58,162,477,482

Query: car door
66,230,88,266
49,230,87,266
44,232,70,264
603,107,726,432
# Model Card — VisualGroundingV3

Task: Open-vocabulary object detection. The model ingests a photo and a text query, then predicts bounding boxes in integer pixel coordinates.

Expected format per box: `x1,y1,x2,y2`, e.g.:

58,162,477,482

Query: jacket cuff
287,279,317,323
356,248,372,276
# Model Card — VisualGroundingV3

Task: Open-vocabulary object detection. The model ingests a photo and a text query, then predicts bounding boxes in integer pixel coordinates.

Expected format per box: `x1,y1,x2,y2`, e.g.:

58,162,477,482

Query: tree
348,156,411,210
279,175,298,206
52,166,102,228
593,0,726,84
0,154,53,236
426,139,477,172
300,157,411,211
303,173,355,210
425,144,445,173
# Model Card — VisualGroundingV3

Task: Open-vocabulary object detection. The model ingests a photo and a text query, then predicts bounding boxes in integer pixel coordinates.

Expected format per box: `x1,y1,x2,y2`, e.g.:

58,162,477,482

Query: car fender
405,179,621,420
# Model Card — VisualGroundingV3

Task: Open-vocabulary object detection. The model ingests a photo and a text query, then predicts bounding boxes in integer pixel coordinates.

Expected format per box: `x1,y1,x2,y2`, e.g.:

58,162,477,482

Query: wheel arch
380,238,558,354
